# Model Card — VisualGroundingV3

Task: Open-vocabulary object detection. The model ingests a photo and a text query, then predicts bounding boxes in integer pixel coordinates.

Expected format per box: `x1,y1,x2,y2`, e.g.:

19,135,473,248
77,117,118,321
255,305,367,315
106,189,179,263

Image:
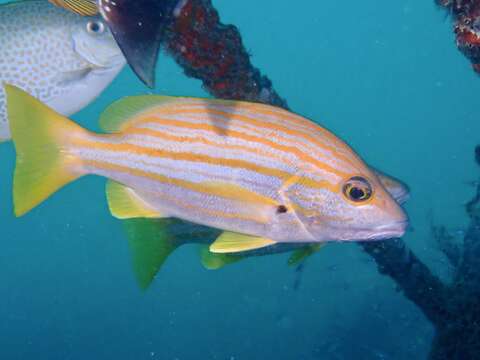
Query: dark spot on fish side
277,205,288,214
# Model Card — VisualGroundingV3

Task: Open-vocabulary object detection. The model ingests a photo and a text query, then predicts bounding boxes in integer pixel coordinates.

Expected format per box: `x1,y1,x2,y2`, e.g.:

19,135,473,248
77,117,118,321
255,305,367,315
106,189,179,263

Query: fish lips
323,219,409,242
98,0,174,88
366,220,409,240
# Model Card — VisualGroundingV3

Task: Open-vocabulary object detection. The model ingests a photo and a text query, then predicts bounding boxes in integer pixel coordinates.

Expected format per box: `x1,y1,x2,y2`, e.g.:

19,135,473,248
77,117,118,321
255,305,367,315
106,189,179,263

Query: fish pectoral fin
202,181,277,207
123,218,180,290
49,0,99,16
209,232,277,254
287,244,326,266
106,180,166,219
55,68,93,88
200,181,276,223
199,245,243,270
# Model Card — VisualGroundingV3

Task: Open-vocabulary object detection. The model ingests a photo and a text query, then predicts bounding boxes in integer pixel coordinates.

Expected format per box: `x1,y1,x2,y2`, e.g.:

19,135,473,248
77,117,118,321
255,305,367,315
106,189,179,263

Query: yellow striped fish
6,85,408,254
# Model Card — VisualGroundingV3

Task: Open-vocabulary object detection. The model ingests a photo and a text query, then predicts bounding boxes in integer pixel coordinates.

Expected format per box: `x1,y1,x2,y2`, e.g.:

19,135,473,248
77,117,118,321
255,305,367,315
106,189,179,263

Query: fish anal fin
210,232,276,254
200,245,243,270
106,180,165,219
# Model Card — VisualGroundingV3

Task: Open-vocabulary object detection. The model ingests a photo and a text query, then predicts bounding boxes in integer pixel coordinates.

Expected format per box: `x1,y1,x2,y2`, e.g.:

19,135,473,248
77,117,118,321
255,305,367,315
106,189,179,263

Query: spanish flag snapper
122,165,410,289
6,85,408,254
120,170,409,289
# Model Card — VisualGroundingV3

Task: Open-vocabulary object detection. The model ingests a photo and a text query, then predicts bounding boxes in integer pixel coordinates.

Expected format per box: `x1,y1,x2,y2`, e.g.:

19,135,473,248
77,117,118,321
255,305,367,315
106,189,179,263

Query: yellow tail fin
5,84,86,216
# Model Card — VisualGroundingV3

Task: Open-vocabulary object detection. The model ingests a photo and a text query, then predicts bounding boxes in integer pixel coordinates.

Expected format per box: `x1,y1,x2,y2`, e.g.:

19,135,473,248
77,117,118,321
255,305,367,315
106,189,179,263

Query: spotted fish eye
342,176,373,203
86,21,105,35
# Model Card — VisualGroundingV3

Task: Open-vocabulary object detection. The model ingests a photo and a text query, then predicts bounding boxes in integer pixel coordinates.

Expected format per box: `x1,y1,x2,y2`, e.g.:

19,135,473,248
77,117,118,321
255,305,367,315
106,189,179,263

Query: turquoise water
1,1,480,359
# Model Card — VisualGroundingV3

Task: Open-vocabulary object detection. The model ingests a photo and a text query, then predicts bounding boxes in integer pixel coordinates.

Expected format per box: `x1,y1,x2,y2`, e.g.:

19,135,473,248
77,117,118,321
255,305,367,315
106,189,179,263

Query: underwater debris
162,0,287,107
437,0,480,74
429,209,463,269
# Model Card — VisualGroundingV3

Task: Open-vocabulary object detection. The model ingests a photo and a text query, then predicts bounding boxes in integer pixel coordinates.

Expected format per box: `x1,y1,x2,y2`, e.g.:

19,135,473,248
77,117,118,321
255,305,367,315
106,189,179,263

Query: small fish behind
372,168,410,205
0,0,126,142
6,86,408,256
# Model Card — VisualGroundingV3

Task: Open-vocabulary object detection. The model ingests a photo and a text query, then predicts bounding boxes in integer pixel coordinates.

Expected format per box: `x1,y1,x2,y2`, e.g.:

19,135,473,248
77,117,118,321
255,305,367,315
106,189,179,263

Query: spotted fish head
45,12,126,115
71,15,125,69
287,165,408,242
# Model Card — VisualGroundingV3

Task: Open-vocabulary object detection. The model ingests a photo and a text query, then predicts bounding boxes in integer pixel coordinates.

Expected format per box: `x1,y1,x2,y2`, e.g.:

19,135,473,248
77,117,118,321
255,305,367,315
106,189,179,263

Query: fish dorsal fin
287,244,325,266
49,0,99,16
210,232,276,254
123,218,180,290
200,245,243,270
99,95,184,133
106,180,165,219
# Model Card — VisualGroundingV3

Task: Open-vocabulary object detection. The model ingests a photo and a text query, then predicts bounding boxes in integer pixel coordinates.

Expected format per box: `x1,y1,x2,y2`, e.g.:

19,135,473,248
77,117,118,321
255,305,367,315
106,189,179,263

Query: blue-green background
1,0,479,359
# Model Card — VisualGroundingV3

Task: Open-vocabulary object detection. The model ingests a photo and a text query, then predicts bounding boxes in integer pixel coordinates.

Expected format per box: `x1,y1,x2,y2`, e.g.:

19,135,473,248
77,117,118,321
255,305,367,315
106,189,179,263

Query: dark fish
49,0,175,88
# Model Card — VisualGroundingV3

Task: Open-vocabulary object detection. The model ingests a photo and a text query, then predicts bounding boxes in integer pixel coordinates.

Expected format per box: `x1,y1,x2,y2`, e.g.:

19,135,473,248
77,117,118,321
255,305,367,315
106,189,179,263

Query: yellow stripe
86,159,342,222
126,122,350,181
136,105,359,168
74,137,338,192
83,159,278,207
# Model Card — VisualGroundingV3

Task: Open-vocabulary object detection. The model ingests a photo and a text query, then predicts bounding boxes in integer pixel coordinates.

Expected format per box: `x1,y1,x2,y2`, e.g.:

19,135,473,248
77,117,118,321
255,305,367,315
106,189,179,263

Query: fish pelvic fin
210,232,277,254
199,245,244,270
5,84,87,216
123,218,181,290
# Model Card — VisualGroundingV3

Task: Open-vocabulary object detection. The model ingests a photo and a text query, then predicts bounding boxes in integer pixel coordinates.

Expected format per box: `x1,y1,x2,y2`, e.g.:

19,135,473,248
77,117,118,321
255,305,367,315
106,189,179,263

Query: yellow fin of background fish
99,95,182,133
287,244,325,266
123,218,180,290
106,180,165,219
48,0,98,16
5,84,85,217
210,232,277,254
199,245,243,270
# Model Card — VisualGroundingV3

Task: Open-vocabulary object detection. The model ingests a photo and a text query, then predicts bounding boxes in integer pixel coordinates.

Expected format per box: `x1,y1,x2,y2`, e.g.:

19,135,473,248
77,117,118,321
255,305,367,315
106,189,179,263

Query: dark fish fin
98,0,174,88
123,218,181,290
287,244,325,266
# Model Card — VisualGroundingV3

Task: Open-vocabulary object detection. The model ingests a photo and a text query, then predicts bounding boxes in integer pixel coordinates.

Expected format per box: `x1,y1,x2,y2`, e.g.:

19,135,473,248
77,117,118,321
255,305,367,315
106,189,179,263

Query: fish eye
342,176,373,203
86,21,105,35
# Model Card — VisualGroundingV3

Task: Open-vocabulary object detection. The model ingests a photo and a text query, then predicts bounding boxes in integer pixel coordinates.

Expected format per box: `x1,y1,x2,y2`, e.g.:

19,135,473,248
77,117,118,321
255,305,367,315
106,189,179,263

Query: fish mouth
326,219,408,242
363,220,408,241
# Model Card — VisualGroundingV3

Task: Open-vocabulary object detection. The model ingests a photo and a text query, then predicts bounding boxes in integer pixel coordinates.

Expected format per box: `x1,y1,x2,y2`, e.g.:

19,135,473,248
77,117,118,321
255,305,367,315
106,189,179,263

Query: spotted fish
0,0,125,142
48,0,175,88
6,86,408,256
